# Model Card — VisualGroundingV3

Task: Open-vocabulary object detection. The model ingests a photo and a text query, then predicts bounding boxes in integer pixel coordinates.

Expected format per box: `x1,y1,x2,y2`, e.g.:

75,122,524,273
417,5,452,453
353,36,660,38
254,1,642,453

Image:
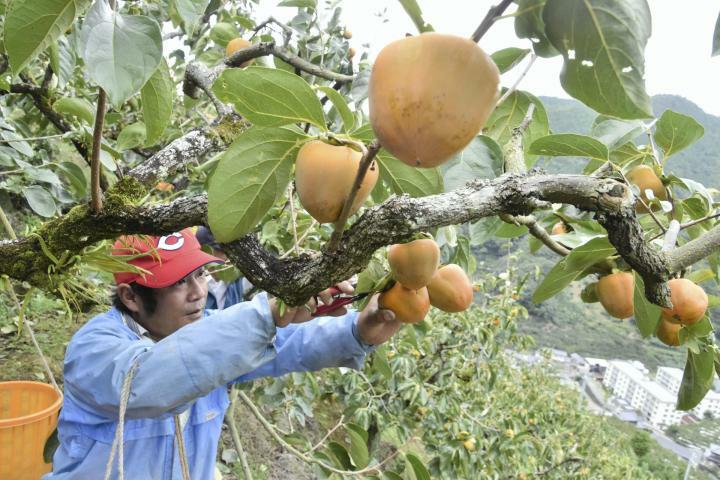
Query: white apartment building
656,366,720,419
604,361,683,426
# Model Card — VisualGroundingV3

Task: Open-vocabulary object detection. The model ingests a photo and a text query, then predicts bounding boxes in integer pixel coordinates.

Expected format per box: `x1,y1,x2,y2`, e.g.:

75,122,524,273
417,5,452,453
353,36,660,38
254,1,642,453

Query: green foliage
208,126,306,242
79,0,163,106
3,0,88,76
543,0,652,119
213,67,327,129
141,58,174,146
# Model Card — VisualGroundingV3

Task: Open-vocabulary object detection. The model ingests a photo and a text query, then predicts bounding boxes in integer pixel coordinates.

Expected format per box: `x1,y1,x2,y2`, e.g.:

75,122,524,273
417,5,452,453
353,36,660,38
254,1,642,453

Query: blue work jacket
45,293,372,479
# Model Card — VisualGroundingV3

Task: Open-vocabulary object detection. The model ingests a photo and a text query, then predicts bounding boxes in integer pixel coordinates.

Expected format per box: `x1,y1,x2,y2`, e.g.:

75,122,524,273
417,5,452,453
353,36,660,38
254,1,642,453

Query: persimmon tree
1,0,720,477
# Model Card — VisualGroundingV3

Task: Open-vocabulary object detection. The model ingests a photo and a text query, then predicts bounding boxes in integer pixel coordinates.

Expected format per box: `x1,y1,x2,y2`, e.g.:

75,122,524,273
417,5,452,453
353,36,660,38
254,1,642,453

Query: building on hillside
655,366,720,419
656,366,683,394
604,360,683,426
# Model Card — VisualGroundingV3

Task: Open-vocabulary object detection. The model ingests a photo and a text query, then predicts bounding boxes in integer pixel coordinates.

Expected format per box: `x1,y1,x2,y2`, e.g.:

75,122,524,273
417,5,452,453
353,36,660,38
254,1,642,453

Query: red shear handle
313,296,357,317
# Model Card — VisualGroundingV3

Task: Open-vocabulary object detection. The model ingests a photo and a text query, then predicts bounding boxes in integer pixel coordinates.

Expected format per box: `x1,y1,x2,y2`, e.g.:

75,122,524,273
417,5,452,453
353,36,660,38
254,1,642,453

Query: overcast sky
264,1,720,116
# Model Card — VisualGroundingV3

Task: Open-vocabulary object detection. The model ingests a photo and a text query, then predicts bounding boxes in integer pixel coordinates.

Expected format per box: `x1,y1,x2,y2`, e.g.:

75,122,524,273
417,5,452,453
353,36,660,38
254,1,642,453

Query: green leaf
210,22,240,46
533,237,614,303
470,217,501,246
4,0,86,75
633,271,661,338
49,36,76,88
22,186,56,217
687,269,716,285
377,154,443,198
443,135,503,192
450,236,477,275
80,0,163,106
53,97,94,125
0,129,33,157
713,12,720,57
653,110,704,159
529,133,608,160
372,349,393,380
398,0,434,33
543,0,652,119
57,161,88,199
564,236,615,271
346,426,370,469
677,347,715,410
514,0,560,58
43,428,59,463
590,116,644,150
208,126,305,242
405,453,431,480
116,122,147,151
213,67,326,129
316,86,355,132
278,0,316,8
141,58,174,146
491,47,531,74
484,90,549,168
173,0,210,36
327,441,352,470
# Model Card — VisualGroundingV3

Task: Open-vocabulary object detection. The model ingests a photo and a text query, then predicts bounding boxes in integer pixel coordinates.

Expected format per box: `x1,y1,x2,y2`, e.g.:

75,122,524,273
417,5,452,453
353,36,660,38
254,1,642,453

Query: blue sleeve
236,311,375,382
63,293,277,419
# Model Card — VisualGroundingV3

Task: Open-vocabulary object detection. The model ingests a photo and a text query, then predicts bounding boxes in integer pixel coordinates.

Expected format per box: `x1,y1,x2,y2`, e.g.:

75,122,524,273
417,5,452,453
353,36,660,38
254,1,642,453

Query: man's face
133,267,210,339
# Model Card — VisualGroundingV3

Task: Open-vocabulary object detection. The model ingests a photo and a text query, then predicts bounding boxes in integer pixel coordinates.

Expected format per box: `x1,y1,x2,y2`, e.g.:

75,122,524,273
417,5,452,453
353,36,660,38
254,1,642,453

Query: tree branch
90,88,107,213
128,115,246,186
327,141,380,252
471,0,516,43
183,41,354,105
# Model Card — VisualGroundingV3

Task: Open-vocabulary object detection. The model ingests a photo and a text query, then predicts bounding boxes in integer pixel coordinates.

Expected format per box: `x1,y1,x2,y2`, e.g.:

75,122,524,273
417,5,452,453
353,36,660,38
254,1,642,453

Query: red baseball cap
112,228,224,288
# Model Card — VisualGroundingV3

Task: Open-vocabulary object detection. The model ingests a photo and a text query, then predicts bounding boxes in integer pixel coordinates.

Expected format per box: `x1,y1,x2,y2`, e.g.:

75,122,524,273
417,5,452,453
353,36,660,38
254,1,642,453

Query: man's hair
112,282,158,316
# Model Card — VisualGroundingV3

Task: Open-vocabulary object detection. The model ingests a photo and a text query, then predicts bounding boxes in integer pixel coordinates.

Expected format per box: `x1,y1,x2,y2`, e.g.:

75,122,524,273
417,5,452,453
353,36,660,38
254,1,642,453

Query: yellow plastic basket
0,381,63,480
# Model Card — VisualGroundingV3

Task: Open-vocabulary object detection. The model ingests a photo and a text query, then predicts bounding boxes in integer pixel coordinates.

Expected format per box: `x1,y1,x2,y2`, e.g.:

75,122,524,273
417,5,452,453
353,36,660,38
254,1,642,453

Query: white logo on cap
158,233,184,251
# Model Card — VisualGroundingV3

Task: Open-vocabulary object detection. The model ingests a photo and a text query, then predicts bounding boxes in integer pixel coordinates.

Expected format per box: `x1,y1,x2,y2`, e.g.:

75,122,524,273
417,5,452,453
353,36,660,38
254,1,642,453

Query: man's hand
356,294,400,345
270,281,355,327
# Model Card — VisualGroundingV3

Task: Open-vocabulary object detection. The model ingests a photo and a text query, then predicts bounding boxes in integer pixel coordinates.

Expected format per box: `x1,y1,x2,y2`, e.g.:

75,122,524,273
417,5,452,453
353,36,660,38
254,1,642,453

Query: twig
288,183,300,255
496,53,537,108
680,211,720,230
0,132,72,143
0,205,17,239
237,390,400,476
470,0,516,42
90,88,107,213
279,220,318,259
500,105,569,256
307,414,345,453
327,141,380,252
226,388,254,480
253,16,293,46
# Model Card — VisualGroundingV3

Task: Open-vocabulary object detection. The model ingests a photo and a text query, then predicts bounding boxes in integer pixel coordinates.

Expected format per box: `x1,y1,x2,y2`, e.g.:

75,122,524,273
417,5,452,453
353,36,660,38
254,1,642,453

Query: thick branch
471,0,516,42
129,116,246,186
2,169,715,309
666,224,720,273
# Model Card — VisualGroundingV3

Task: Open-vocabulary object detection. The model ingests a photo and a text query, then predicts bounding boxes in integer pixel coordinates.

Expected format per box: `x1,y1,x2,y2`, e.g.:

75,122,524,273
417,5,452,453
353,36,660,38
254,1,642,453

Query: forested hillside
484,95,720,371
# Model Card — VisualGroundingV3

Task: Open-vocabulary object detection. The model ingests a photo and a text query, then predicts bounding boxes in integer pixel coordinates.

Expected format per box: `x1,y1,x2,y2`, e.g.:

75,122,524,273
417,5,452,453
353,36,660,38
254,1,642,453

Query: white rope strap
173,415,192,480
25,322,60,393
103,361,140,480
103,360,191,480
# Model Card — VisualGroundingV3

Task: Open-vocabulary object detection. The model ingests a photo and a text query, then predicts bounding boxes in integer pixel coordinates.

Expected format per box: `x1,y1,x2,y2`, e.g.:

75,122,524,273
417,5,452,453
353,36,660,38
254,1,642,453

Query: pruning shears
312,286,370,317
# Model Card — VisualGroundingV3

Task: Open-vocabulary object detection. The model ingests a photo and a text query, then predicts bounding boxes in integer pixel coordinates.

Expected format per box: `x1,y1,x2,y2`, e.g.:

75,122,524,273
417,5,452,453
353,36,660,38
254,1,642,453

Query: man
47,228,400,479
